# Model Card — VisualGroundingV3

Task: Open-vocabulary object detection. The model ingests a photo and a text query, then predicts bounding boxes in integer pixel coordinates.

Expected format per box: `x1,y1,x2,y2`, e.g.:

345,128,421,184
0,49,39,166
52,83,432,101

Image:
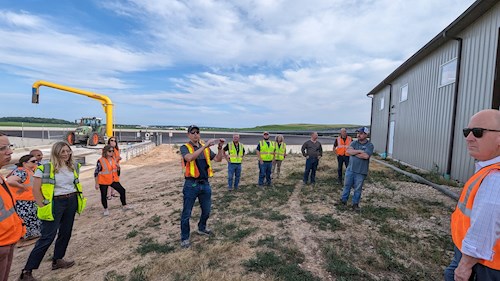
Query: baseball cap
356,127,370,134
187,125,200,133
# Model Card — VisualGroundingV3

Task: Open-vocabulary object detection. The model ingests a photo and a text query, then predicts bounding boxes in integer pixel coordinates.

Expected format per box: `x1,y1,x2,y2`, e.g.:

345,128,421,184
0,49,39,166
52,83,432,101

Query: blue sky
0,0,475,128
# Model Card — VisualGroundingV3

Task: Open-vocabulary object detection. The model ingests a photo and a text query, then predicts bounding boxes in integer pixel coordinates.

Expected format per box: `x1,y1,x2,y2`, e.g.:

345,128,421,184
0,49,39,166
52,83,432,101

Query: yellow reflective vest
275,142,286,161
259,140,275,161
183,142,213,178
37,163,87,221
228,142,244,164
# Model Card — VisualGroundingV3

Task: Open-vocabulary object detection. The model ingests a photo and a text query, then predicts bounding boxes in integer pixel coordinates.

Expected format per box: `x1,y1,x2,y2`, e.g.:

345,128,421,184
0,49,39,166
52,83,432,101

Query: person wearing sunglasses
446,109,500,281
179,125,224,249
29,149,46,166
20,141,86,281
7,155,42,246
0,132,25,281
94,145,131,216
106,137,121,200
256,131,275,187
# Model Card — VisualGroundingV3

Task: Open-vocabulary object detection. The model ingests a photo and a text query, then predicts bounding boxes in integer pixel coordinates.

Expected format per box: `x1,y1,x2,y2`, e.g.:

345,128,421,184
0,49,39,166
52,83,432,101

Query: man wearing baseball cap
179,125,225,248
338,127,374,211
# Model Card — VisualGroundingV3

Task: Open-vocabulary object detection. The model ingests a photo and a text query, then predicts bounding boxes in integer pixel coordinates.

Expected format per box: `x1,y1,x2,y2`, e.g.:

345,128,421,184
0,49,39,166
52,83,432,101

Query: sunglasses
107,150,114,152
28,160,37,163
109,139,116,142
190,130,200,134
463,127,500,138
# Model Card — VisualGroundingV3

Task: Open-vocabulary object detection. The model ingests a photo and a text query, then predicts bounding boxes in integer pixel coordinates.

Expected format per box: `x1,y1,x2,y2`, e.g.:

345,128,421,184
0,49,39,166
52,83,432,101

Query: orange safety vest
113,147,121,163
451,163,500,270
335,136,352,156
183,142,213,178
0,175,25,246
97,157,120,185
13,168,35,201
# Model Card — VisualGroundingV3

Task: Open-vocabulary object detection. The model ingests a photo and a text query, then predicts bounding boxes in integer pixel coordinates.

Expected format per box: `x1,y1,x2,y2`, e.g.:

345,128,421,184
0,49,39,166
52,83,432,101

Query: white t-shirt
34,166,77,196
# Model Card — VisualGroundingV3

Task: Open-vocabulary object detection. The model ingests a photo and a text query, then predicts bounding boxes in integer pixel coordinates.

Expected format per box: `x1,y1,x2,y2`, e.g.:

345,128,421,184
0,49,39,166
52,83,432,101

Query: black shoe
352,204,360,212
334,200,347,207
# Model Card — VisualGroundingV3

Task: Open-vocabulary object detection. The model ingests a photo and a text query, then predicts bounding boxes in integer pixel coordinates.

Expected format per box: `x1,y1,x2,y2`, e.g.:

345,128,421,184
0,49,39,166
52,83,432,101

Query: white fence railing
121,141,156,161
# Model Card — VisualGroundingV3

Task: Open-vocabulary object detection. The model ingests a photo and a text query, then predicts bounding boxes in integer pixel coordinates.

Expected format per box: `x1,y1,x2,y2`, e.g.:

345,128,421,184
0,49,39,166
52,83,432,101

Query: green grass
323,246,373,281
136,237,175,256
129,265,148,281
104,270,127,281
304,213,343,232
244,251,320,281
240,123,362,132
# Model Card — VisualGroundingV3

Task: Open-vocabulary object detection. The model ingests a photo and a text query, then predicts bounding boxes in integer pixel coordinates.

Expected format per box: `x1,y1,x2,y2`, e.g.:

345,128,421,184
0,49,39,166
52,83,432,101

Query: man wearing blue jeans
223,134,245,190
256,132,275,186
301,132,323,185
340,127,373,211
179,125,224,249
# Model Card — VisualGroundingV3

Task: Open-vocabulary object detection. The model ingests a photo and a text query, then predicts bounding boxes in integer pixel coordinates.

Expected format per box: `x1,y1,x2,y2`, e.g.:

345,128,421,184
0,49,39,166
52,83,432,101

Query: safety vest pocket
37,203,54,221
77,197,87,214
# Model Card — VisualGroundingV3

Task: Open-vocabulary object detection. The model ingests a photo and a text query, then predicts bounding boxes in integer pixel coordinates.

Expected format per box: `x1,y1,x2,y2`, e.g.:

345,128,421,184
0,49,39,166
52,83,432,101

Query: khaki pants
0,244,15,281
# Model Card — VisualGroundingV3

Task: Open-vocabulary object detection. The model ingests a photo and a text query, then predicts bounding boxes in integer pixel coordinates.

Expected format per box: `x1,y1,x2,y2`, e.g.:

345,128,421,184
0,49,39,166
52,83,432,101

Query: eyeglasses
28,160,38,163
60,150,72,155
109,139,116,142
263,133,269,135
0,144,14,151
190,130,200,134
107,150,114,152
463,127,500,138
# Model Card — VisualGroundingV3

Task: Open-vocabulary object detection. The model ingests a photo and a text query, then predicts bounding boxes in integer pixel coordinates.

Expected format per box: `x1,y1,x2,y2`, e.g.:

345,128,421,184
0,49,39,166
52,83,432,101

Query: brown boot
52,258,75,270
19,270,39,281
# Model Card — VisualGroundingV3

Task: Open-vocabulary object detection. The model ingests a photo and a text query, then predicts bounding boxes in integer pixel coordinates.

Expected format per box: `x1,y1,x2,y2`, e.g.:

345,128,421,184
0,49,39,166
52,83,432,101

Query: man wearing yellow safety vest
256,132,275,187
333,128,352,185
223,134,245,191
445,109,500,281
179,125,224,249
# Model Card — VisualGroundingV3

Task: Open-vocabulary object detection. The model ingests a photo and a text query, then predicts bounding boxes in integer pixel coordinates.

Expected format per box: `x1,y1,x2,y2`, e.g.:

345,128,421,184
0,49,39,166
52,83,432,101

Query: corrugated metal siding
451,3,500,182
370,87,390,154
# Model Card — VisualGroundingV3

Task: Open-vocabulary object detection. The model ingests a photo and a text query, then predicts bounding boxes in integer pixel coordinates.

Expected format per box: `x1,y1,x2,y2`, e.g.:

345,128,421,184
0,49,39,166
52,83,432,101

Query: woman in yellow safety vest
272,134,287,179
94,145,132,217
7,154,42,244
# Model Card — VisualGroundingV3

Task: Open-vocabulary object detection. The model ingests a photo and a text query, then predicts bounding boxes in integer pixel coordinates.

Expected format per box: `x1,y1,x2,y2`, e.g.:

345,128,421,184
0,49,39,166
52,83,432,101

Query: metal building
367,0,500,183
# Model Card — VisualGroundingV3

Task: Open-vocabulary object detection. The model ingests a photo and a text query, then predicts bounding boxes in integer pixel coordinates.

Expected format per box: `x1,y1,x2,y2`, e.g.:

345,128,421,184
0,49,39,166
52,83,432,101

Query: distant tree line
0,117,74,124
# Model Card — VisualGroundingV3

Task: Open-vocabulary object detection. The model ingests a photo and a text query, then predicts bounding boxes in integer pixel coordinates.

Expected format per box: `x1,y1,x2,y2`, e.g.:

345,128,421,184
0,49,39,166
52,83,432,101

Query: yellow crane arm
31,80,114,138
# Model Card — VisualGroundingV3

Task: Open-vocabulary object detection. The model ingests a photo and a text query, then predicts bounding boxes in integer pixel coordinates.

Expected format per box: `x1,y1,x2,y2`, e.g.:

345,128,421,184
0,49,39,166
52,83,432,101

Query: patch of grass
378,223,414,242
145,214,161,228
360,205,407,223
323,246,373,281
304,213,343,232
244,251,320,281
231,227,258,242
104,270,126,281
136,237,175,256
248,208,289,221
127,229,139,239
129,265,148,281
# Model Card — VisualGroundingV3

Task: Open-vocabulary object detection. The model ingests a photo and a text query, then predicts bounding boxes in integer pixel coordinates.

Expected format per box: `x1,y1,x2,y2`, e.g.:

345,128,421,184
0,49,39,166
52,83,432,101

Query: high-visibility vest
12,168,35,201
259,140,275,161
97,157,120,185
183,142,213,178
0,176,25,246
451,163,500,270
37,163,87,221
228,142,244,164
275,142,286,161
336,136,352,156
113,147,121,163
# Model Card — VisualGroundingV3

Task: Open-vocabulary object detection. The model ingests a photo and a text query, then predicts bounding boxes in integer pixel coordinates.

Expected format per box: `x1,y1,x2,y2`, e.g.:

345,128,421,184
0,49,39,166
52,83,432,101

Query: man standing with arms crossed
333,128,352,185
339,127,373,211
301,132,323,185
445,109,500,281
180,125,224,249
256,132,275,187
224,134,245,191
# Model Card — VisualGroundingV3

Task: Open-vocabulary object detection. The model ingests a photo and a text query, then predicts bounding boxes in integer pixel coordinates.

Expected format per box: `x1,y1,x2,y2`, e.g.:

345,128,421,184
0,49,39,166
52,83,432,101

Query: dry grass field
10,144,458,281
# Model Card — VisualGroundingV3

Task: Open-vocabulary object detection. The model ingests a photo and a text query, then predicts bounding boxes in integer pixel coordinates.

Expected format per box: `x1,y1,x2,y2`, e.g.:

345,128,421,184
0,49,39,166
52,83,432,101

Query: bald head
465,109,500,161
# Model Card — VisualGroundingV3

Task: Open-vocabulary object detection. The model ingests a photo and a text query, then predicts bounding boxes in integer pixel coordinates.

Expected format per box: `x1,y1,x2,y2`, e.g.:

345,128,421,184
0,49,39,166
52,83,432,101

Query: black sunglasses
28,160,38,163
190,130,200,134
107,150,114,152
463,127,500,138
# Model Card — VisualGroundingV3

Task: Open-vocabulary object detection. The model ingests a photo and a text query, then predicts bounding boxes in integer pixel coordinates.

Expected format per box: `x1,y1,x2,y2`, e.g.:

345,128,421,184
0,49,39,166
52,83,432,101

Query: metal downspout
384,83,392,157
444,34,463,178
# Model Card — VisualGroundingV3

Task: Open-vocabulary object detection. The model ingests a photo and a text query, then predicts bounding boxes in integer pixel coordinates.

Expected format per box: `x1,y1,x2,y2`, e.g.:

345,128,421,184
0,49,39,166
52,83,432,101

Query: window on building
440,58,457,87
380,96,384,110
400,84,408,102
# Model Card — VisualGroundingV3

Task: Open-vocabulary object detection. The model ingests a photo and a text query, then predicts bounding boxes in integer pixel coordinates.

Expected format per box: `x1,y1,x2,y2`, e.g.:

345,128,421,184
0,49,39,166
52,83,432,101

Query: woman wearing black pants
94,145,131,216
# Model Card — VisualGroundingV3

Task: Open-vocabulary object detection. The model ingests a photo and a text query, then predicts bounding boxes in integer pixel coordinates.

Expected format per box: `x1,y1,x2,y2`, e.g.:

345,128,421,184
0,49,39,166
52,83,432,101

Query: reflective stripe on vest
228,142,244,163
97,157,119,185
259,140,275,161
336,136,352,156
0,175,25,245
184,142,213,178
451,163,500,269
275,143,286,161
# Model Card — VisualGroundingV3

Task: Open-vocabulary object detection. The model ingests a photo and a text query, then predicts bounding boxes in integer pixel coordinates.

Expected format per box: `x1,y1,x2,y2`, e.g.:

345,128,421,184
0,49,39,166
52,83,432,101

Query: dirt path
287,181,334,281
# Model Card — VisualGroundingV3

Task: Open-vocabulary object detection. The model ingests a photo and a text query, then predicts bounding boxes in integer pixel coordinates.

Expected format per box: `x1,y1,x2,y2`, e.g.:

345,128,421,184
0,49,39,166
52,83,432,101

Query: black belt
185,178,208,184
53,192,76,200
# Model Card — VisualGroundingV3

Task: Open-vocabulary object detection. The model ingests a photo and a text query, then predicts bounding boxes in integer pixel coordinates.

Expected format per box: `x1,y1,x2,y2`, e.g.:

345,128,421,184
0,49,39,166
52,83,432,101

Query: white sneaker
122,205,133,210
103,209,109,216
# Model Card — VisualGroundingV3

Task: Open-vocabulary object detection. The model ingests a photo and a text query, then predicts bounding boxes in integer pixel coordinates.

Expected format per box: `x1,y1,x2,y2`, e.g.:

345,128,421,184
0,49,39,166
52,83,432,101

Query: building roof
367,0,498,96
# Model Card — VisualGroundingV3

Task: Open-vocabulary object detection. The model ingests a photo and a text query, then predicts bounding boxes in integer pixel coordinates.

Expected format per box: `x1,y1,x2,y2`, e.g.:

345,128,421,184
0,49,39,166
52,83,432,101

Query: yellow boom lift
31,80,114,145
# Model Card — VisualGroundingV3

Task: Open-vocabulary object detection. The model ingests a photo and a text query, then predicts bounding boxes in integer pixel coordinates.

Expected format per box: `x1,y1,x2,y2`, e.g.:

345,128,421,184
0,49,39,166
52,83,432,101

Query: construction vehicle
31,81,115,141
65,117,106,146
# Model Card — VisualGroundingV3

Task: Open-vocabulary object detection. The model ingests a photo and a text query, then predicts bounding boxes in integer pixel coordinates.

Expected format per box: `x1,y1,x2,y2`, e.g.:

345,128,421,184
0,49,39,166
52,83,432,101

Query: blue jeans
24,194,78,270
341,170,366,204
180,179,211,241
337,155,349,182
445,246,500,280
227,163,242,189
303,157,319,184
258,161,272,185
